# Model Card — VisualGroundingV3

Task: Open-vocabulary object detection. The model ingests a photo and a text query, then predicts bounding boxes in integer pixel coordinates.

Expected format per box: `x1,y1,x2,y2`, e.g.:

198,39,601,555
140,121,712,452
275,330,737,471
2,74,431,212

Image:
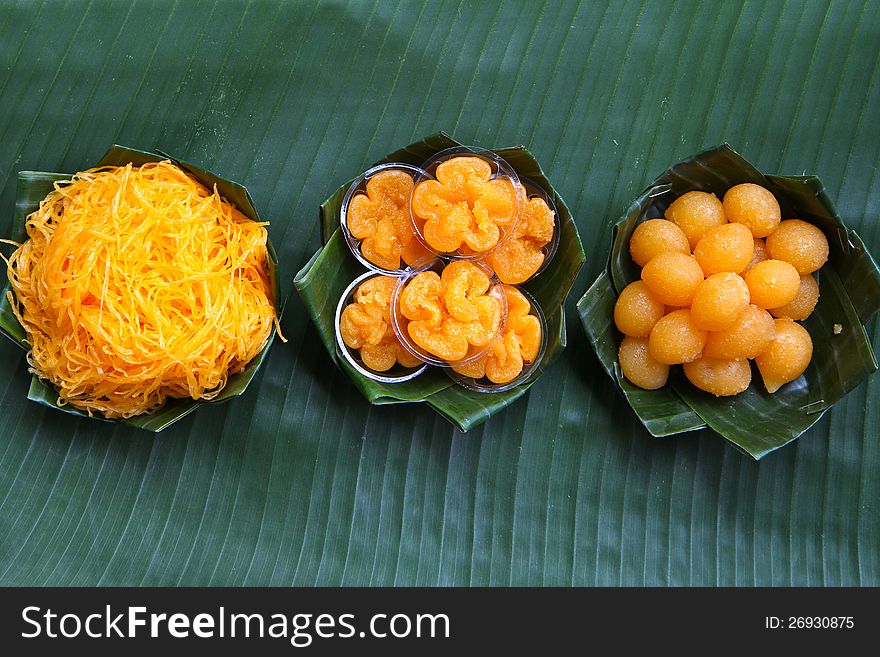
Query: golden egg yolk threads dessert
765,219,829,275
339,276,422,372
411,156,517,254
486,187,555,284
618,336,669,390
756,318,813,393
4,161,278,418
664,191,727,249
451,286,541,384
347,169,431,270
615,182,827,397
398,261,503,362
723,183,781,238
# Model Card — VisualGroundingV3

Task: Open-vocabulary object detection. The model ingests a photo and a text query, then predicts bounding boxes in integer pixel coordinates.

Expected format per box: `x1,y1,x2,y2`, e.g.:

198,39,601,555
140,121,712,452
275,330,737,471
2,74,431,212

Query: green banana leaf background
1,0,878,585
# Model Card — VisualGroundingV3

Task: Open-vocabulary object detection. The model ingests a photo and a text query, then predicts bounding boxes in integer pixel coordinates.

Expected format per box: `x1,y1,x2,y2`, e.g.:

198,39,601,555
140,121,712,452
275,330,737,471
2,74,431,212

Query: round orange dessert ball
769,275,819,321
694,222,754,275
690,272,750,331
765,219,829,275
723,183,781,238
619,336,669,390
629,218,691,267
756,319,813,393
640,252,704,306
745,237,768,271
648,309,707,365
703,304,775,360
614,281,665,337
683,356,752,397
664,191,727,249
742,259,800,309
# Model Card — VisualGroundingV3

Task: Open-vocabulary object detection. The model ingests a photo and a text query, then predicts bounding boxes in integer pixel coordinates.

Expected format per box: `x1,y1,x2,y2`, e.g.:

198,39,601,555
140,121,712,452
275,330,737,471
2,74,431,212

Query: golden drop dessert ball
613,281,665,337
647,309,707,365
694,222,755,275
683,356,752,397
756,318,813,393
703,304,775,360
690,272,750,331
770,275,819,321
765,219,830,275
745,237,768,272
664,191,727,249
742,259,800,309
722,183,781,238
619,336,670,390
640,252,705,306
629,219,690,267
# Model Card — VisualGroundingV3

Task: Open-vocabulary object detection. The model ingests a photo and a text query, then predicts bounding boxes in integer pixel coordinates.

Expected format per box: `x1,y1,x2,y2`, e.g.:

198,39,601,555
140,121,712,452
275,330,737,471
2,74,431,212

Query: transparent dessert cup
409,146,521,260
340,162,429,274
335,271,428,384
446,286,548,393
390,257,508,368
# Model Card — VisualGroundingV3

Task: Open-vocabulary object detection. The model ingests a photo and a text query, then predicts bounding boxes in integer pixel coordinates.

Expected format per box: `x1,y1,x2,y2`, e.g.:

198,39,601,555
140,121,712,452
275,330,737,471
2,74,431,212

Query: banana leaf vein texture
0,0,878,586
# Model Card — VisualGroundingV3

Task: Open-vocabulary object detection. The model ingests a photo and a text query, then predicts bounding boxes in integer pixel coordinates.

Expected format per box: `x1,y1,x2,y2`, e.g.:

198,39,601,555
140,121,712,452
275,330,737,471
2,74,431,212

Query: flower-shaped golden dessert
411,156,517,253
452,286,542,383
487,185,555,283
399,261,504,362
347,169,431,270
339,276,422,371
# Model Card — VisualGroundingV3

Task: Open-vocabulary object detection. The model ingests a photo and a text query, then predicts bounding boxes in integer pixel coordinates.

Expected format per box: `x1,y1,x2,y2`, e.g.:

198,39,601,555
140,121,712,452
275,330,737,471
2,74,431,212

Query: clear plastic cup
335,271,428,384
340,162,429,274
504,176,561,283
409,146,521,260
390,257,508,368
446,286,548,393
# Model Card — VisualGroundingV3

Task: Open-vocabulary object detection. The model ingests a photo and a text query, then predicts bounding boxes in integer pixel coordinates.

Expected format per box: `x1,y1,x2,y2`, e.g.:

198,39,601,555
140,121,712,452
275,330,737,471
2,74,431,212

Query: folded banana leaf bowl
294,133,585,431
0,146,282,432
578,144,880,459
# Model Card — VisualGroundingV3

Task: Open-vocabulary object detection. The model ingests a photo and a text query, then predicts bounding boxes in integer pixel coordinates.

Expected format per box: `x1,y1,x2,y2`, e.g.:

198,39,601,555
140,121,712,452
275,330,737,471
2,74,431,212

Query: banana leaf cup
295,132,585,431
578,144,880,459
0,145,283,432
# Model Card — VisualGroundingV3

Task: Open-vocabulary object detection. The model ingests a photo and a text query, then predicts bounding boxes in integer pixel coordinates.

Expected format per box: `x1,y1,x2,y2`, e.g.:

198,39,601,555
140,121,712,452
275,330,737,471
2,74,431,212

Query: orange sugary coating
683,356,751,397
411,156,517,253
694,222,754,275
690,272,750,331
629,219,690,267
614,280,665,337
770,274,819,321
664,191,727,249
487,187,555,283
339,276,422,372
347,169,431,269
745,237,768,272
703,304,775,360
399,261,503,362
756,318,813,393
765,219,829,275
452,286,541,383
619,336,669,390
743,259,800,309
640,252,704,306
723,183,781,238
647,309,707,365
3,161,278,419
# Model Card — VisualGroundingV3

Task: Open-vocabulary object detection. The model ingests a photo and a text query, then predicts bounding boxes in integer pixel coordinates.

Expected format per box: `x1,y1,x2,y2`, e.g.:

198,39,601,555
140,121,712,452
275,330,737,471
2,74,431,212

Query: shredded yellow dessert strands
2,161,279,418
